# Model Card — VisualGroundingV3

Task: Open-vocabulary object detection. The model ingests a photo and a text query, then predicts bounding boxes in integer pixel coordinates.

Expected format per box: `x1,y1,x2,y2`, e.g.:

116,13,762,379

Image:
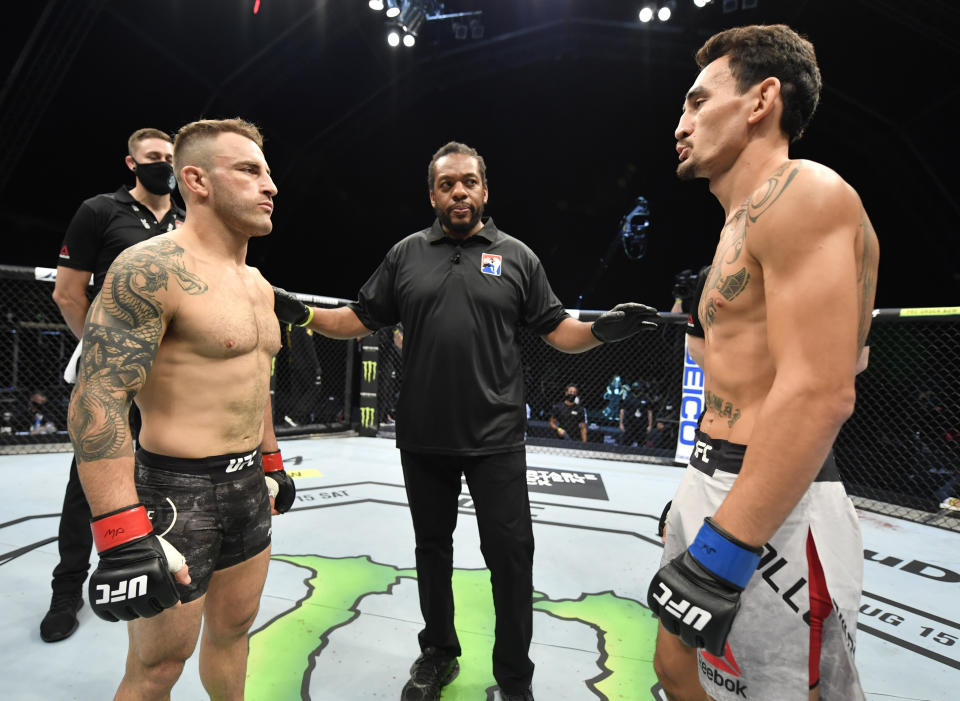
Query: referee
274,141,660,701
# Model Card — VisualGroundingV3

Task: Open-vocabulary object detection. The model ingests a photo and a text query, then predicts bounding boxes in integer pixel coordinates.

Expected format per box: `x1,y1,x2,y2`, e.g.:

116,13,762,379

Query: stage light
399,1,426,35
368,0,384,11
658,5,672,20
403,33,416,47
638,6,654,22
385,0,400,18
693,0,712,7
387,29,401,46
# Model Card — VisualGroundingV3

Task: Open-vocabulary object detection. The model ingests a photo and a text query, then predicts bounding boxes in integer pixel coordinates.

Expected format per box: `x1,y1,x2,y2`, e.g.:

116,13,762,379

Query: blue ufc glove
647,517,762,655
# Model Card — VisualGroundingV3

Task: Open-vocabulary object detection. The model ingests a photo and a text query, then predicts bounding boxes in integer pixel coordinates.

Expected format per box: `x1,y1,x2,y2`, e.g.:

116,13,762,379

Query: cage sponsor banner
899,306,960,317
674,335,705,465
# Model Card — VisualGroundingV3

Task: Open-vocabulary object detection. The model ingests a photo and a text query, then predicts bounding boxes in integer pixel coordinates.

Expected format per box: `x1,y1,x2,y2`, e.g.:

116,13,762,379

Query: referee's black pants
49,405,141,597
400,449,535,694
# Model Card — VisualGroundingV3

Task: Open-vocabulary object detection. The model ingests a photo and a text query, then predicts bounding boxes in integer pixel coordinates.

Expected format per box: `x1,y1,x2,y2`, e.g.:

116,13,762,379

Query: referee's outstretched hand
591,302,660,343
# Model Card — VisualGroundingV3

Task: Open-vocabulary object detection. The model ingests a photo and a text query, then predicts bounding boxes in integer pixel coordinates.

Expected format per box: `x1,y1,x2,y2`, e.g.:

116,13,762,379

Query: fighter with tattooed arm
68,118,294,700
648,26,878,701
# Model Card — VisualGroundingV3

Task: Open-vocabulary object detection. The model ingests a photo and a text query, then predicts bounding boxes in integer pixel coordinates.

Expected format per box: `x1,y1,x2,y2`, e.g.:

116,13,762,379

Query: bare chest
167,273,280,359
698,209,764,333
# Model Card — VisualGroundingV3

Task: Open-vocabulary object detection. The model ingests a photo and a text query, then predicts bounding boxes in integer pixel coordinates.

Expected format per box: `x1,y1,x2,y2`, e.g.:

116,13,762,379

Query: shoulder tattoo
68,239,207,462
699,164,800,330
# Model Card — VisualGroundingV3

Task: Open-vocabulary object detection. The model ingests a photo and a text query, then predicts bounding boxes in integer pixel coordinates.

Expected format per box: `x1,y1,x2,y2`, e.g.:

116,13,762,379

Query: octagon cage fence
1,264,956,532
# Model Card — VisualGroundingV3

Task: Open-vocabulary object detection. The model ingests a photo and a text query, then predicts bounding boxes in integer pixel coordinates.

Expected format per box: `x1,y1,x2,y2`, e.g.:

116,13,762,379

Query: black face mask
134,160,176,195
565,394,577,402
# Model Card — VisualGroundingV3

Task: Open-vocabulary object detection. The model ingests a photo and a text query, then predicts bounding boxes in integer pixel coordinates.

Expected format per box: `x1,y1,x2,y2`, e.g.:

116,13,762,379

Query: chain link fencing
0,267,357,454
1,265,957,530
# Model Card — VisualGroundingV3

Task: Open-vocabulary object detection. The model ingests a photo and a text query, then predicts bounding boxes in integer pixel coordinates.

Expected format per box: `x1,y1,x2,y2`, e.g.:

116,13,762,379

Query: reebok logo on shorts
700,642,747,698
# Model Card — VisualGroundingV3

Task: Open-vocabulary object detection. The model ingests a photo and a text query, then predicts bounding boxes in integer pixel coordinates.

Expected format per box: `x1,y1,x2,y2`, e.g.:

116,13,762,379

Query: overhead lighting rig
639,2,676,23
368,0,483,48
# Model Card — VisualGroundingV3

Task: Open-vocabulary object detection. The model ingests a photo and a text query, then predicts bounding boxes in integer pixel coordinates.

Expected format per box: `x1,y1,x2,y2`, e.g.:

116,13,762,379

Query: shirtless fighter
68,118,294,700
648,25,879,701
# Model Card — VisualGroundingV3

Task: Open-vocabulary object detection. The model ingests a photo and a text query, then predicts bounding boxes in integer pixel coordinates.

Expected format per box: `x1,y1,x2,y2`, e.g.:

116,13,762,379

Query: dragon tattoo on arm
68,239,206,463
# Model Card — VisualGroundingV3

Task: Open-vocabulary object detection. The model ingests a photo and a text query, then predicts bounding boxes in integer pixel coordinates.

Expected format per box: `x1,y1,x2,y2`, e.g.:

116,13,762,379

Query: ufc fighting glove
647,517,762,656
273,286,314,327
89,504,182,622
591,303,660,343
263,450,296,513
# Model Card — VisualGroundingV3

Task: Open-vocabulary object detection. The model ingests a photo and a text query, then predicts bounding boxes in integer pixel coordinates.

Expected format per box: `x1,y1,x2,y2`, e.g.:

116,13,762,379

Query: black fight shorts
135,447,272,603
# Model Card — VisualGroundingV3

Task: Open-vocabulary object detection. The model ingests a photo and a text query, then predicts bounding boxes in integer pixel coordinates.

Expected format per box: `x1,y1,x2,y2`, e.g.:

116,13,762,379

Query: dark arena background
1,2,958,700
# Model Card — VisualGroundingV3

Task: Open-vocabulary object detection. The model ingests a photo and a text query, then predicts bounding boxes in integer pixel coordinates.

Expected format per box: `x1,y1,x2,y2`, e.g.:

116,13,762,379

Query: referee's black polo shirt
58,186,185,296
350,218,569,455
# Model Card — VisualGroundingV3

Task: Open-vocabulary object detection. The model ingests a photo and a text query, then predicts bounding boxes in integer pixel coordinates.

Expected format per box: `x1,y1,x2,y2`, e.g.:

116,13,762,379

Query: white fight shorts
661,430,866,701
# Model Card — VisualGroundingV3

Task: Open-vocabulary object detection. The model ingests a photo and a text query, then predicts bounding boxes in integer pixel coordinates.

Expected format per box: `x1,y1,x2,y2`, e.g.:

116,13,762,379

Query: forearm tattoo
68,240,206,462
705,389,742,427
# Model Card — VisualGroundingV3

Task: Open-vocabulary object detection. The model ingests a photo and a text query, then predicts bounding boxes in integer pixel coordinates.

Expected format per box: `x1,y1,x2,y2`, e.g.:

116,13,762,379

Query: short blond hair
173,118,265,185
127,128,172,157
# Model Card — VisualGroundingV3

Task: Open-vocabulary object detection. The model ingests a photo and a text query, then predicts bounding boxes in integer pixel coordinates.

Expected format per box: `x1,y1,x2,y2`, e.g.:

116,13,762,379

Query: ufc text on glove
89,504,182,622
647,517,762,656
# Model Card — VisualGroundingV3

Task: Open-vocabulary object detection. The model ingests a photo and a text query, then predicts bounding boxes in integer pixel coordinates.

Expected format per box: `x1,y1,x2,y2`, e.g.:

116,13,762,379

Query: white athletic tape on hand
158,535,186,573
265,474,279,500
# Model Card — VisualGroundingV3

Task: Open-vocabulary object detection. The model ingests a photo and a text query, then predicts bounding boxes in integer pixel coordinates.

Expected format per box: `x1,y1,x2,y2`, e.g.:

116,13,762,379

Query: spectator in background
619,381,652,447
601,374,628,421
21,389,59,434
550,384,587,443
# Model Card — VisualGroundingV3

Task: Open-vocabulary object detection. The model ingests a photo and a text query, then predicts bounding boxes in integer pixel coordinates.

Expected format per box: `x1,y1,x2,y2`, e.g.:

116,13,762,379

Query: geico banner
674,335,705,464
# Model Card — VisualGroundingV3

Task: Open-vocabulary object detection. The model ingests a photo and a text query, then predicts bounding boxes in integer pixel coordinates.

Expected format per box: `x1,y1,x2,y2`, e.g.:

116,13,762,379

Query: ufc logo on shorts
652,582,713,630
95,575,148,604
693,440,713,463
225,451,257,473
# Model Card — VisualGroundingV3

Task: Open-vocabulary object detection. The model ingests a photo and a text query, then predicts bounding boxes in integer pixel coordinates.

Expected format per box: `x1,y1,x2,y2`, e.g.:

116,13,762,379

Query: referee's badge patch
480,253,502,276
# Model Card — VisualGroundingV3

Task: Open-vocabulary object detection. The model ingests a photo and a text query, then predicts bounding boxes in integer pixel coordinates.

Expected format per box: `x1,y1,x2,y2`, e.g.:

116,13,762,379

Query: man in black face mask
43,128,185,643
549,384,588,443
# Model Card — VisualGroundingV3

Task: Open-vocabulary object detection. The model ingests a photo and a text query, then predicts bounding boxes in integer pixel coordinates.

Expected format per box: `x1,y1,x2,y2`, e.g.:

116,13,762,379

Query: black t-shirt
349,218,569,455
620,393,649,427
550,401,586,436
686,264,711,339
58,186,185,296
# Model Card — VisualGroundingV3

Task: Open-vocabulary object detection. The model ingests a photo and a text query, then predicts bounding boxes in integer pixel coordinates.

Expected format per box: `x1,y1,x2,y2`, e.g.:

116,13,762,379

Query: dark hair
696,24,821,143
427,141,487,191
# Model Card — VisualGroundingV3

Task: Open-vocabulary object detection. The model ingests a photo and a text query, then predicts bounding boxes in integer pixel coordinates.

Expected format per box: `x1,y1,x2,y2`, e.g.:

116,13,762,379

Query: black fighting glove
647,517,763,656
263,449,296,513
591,303,660,343
273,286,313,327
89,504,182,622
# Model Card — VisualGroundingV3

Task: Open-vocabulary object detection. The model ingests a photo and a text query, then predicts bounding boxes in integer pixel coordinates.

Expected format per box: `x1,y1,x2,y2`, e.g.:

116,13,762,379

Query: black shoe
400,647,459,700
500,688,534,701
40,592,83,643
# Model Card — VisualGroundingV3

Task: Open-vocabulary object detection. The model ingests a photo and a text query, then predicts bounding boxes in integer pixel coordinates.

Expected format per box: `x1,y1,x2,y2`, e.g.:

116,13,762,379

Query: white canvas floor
1,434,957,700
